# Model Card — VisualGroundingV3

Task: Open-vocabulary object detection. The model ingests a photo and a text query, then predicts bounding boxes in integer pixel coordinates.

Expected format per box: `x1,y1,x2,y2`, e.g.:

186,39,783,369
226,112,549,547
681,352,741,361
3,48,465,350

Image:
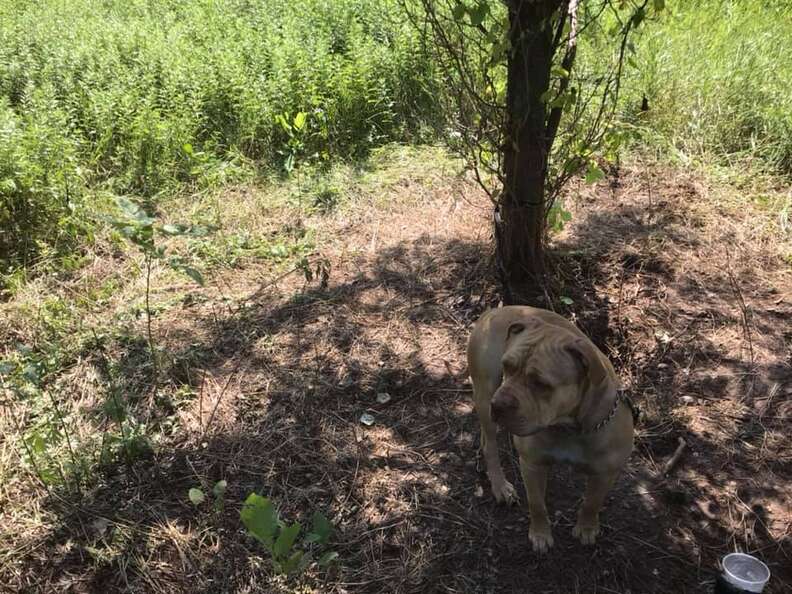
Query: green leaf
293,111,307,131
0,360,16,376
452,2,466,22
318,551,339,567
273,522,301,559
116,196,140,217
179,266,205,286
559,296,574,306
161,224,182,235
280,550,304,575
213,480,227,497
188,225,213,237
653,0,665,11
240,493,278,548
276,114,291,133
632,7,646,27
182,143,193,156
188,487,205,505
585,163,605,184
307,511,333,546
469,2,488,27
116,197,155,226
30,432,47,455
0,178,17,193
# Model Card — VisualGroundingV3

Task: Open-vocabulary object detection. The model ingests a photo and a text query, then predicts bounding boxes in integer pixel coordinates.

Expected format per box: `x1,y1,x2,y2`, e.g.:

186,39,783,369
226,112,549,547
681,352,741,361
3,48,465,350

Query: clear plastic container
721,553,770,593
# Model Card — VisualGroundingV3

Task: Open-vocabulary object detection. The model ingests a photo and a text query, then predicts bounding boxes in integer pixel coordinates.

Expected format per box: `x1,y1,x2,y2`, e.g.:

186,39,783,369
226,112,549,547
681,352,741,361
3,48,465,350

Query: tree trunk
496,0,563,305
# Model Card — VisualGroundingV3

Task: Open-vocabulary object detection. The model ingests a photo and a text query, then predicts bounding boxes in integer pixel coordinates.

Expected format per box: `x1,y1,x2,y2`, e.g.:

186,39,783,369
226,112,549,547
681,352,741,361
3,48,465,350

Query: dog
467,305,634,552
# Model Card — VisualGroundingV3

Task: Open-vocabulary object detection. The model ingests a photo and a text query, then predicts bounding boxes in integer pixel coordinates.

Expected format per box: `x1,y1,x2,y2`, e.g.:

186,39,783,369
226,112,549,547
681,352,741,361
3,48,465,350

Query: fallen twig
662,436,687,476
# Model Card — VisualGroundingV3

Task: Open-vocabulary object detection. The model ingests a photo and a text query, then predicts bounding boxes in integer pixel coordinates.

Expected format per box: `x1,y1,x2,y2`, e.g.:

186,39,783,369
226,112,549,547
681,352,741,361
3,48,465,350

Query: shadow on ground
14,173,791,593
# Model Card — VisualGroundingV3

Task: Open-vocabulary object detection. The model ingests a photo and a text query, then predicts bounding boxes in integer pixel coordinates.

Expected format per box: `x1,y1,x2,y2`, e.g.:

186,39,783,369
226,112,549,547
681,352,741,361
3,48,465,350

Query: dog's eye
502,358,519,374
528,373,551,390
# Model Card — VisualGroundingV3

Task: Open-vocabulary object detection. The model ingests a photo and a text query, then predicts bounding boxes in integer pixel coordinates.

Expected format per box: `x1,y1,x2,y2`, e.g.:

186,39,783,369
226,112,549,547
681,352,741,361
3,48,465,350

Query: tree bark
497,0,564,305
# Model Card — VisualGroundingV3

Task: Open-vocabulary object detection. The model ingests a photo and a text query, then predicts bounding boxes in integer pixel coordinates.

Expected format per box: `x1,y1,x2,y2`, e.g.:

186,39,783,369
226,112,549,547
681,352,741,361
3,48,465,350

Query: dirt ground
3,161,791,593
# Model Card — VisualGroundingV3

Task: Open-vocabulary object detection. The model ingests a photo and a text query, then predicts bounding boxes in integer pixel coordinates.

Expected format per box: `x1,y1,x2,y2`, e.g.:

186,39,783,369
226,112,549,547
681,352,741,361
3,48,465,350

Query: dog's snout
491,391,518,421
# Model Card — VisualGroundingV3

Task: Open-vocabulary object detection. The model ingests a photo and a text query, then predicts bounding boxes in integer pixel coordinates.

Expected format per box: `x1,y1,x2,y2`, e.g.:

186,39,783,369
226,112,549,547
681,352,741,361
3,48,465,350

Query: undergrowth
0,0,442,272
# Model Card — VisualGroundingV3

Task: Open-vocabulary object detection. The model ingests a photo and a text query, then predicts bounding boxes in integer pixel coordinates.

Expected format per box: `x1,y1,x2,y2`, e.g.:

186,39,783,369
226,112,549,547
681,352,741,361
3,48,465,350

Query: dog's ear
565,339,617,431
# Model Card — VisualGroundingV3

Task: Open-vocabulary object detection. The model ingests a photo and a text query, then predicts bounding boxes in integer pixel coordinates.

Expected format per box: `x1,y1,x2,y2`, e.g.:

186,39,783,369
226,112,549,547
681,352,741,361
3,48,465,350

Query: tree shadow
13,184,791,593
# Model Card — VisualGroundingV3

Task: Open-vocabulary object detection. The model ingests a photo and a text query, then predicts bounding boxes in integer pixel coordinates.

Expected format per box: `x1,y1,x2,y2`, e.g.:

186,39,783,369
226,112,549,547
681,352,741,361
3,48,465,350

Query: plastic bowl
721,553,770,593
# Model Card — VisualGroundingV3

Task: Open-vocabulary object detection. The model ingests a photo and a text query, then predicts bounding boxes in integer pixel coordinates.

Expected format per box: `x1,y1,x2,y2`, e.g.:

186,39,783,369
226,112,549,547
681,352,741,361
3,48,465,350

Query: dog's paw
490,479,518,504
529,525,554,553
572,520,600,545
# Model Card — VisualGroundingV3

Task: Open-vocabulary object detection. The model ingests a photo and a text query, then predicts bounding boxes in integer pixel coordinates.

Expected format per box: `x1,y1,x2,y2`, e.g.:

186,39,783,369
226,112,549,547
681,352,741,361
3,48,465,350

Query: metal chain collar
583,392,640,435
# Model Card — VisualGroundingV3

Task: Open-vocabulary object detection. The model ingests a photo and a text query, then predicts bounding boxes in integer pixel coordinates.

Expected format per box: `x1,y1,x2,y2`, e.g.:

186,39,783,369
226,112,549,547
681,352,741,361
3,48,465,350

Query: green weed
615,0,792,174
0,0,442,271
241,493,338,576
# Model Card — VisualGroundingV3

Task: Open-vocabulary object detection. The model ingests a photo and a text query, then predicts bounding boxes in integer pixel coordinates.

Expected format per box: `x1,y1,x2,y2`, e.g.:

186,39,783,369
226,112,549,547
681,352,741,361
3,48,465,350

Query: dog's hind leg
473,381,518,504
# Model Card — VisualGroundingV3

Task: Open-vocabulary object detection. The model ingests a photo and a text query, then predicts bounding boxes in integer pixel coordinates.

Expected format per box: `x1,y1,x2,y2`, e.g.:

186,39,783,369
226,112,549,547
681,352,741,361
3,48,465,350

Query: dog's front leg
573,469,619,545
474,385,518,504
518,458,553,552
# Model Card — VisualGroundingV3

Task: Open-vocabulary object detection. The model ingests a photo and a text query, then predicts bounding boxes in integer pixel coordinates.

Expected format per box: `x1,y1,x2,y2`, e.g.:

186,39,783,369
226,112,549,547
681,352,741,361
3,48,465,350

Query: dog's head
490,318,618,435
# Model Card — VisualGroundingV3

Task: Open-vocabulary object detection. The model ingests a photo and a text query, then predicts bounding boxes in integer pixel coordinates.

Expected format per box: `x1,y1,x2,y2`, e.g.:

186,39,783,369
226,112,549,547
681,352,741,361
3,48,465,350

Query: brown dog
467,306,634,552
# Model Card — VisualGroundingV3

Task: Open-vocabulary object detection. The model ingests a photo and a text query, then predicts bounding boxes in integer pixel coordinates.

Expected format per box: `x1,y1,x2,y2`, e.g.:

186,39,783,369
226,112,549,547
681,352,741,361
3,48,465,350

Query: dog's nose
491,391,518,421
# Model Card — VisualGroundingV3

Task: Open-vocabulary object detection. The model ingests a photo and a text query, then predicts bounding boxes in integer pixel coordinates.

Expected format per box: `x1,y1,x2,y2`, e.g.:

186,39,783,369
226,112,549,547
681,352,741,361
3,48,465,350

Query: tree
411,0,658,304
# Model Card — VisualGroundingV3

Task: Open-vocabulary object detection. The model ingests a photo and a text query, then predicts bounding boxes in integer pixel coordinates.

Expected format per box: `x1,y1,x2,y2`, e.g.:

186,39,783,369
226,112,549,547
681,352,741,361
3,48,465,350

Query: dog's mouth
494,417,545,436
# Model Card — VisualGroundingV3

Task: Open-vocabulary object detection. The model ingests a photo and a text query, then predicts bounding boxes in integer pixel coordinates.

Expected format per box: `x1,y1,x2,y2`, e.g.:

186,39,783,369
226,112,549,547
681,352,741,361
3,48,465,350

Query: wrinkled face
490,322,583,436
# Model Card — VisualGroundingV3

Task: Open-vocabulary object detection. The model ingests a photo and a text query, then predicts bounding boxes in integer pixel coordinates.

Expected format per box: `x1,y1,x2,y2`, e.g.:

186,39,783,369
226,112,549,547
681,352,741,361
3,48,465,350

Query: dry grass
1,148,791,593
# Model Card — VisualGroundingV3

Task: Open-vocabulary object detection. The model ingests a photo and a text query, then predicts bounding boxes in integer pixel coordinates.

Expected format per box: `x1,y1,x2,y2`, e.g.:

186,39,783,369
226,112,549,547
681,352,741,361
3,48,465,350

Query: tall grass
0,0,442,272
620,0,792,173
2,0,790,275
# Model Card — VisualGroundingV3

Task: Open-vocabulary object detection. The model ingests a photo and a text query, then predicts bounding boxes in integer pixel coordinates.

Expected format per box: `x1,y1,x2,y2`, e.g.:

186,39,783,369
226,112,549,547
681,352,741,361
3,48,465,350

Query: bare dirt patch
2,161,790,593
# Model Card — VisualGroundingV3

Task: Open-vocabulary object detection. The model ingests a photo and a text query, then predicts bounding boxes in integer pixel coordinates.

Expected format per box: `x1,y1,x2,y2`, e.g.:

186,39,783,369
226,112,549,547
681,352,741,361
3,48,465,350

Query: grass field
0,0,442,272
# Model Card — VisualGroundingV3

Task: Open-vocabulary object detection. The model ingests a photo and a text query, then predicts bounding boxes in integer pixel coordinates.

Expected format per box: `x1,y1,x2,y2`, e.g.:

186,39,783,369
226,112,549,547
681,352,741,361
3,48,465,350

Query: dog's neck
549,395,622,435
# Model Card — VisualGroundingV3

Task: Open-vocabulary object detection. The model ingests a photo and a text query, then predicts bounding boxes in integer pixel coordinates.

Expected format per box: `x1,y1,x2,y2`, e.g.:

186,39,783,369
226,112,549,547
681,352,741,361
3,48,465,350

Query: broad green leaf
293,111,307,131
452,2,466,22
318,551,339,567
179,266,205,286
182,143,193,155
585,163,605,184
469,2,488,27
240,493,278,548
188,487,205,505
308,511,333,545
116,196,140,217
169,257,205,287
560,296,574,306
273,521,301,558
